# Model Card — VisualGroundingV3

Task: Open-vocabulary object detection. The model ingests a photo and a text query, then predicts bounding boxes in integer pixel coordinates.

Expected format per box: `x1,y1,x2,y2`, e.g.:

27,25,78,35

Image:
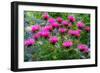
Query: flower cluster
24,12,90,61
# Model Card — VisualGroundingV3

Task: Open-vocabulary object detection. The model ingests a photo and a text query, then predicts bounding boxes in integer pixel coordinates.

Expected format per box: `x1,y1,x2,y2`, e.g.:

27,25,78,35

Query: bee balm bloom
77,44,89,53
68,30,81,38
62,20,68,26
31,25,40,32
56,17,63,23
51,22,60,28
33,32,41,40
40,31,50,38
48,18,56,23
49,36,59,44
68,15,76,22
77,21,85,29
63,41,73,48
59,28,67,33
85,26,90,32
42,12,49,20
42,25,53,31
24,39,35,47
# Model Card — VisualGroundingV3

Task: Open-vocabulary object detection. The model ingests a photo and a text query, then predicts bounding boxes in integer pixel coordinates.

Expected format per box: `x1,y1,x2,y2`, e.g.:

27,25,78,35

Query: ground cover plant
24,11,90,62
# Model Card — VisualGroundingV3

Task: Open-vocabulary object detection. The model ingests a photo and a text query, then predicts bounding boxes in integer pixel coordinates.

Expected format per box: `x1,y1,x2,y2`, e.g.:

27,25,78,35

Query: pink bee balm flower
24,39,35,47
40,31,50,38
51,22,60,28
49,36,59,44
77,44,89,53
56,17,63,23
84,48,90,53
62,20,68,26
85,26,90,32
33,32,41,40
68,15,76,22
31,25,40,32
74,30,81,37
62,41,73,48
68,22,72,27
42,12,49,20
42,25,53,31
68,30,81,37
48,18,56,23
59,28,67,33
77,21,85,29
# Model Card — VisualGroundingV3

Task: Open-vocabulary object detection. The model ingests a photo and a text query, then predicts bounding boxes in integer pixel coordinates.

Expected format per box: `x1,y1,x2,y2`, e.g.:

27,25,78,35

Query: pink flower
56,17,63,23
59,28,67,33
42,12,49,20
68,15,76,22
68,22,72,27
62,20,68,26
51,22,60,28
49,36,59,44
85,26,90,32
77,44,89,53
40,31,50,38
48,18,56,23
24,39,35,47
68,30,74,35
62,41,73,48
77,21,85,29
31,25,40,32
42,25,53,31
68,30,81,37
33,32,41,40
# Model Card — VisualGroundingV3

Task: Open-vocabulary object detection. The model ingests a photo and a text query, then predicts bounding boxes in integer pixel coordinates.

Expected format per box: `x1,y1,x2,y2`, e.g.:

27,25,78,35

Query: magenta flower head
68,30,74,35
51,22,60,28
77,21,85,29
31,25,40,32
74,30,81,37
85,26,90,32
48,18,56,23
68,30,81,38
24,39,35,47
68,22,72,27
33,32,41,40
49,36,59,44
77,44,89,53
42,12,49,20
62,41,73,48
68,15,76,22
42,25,53,32
59,28,67,34
62,20,68,26
40,31,50,38
56,17,63,23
